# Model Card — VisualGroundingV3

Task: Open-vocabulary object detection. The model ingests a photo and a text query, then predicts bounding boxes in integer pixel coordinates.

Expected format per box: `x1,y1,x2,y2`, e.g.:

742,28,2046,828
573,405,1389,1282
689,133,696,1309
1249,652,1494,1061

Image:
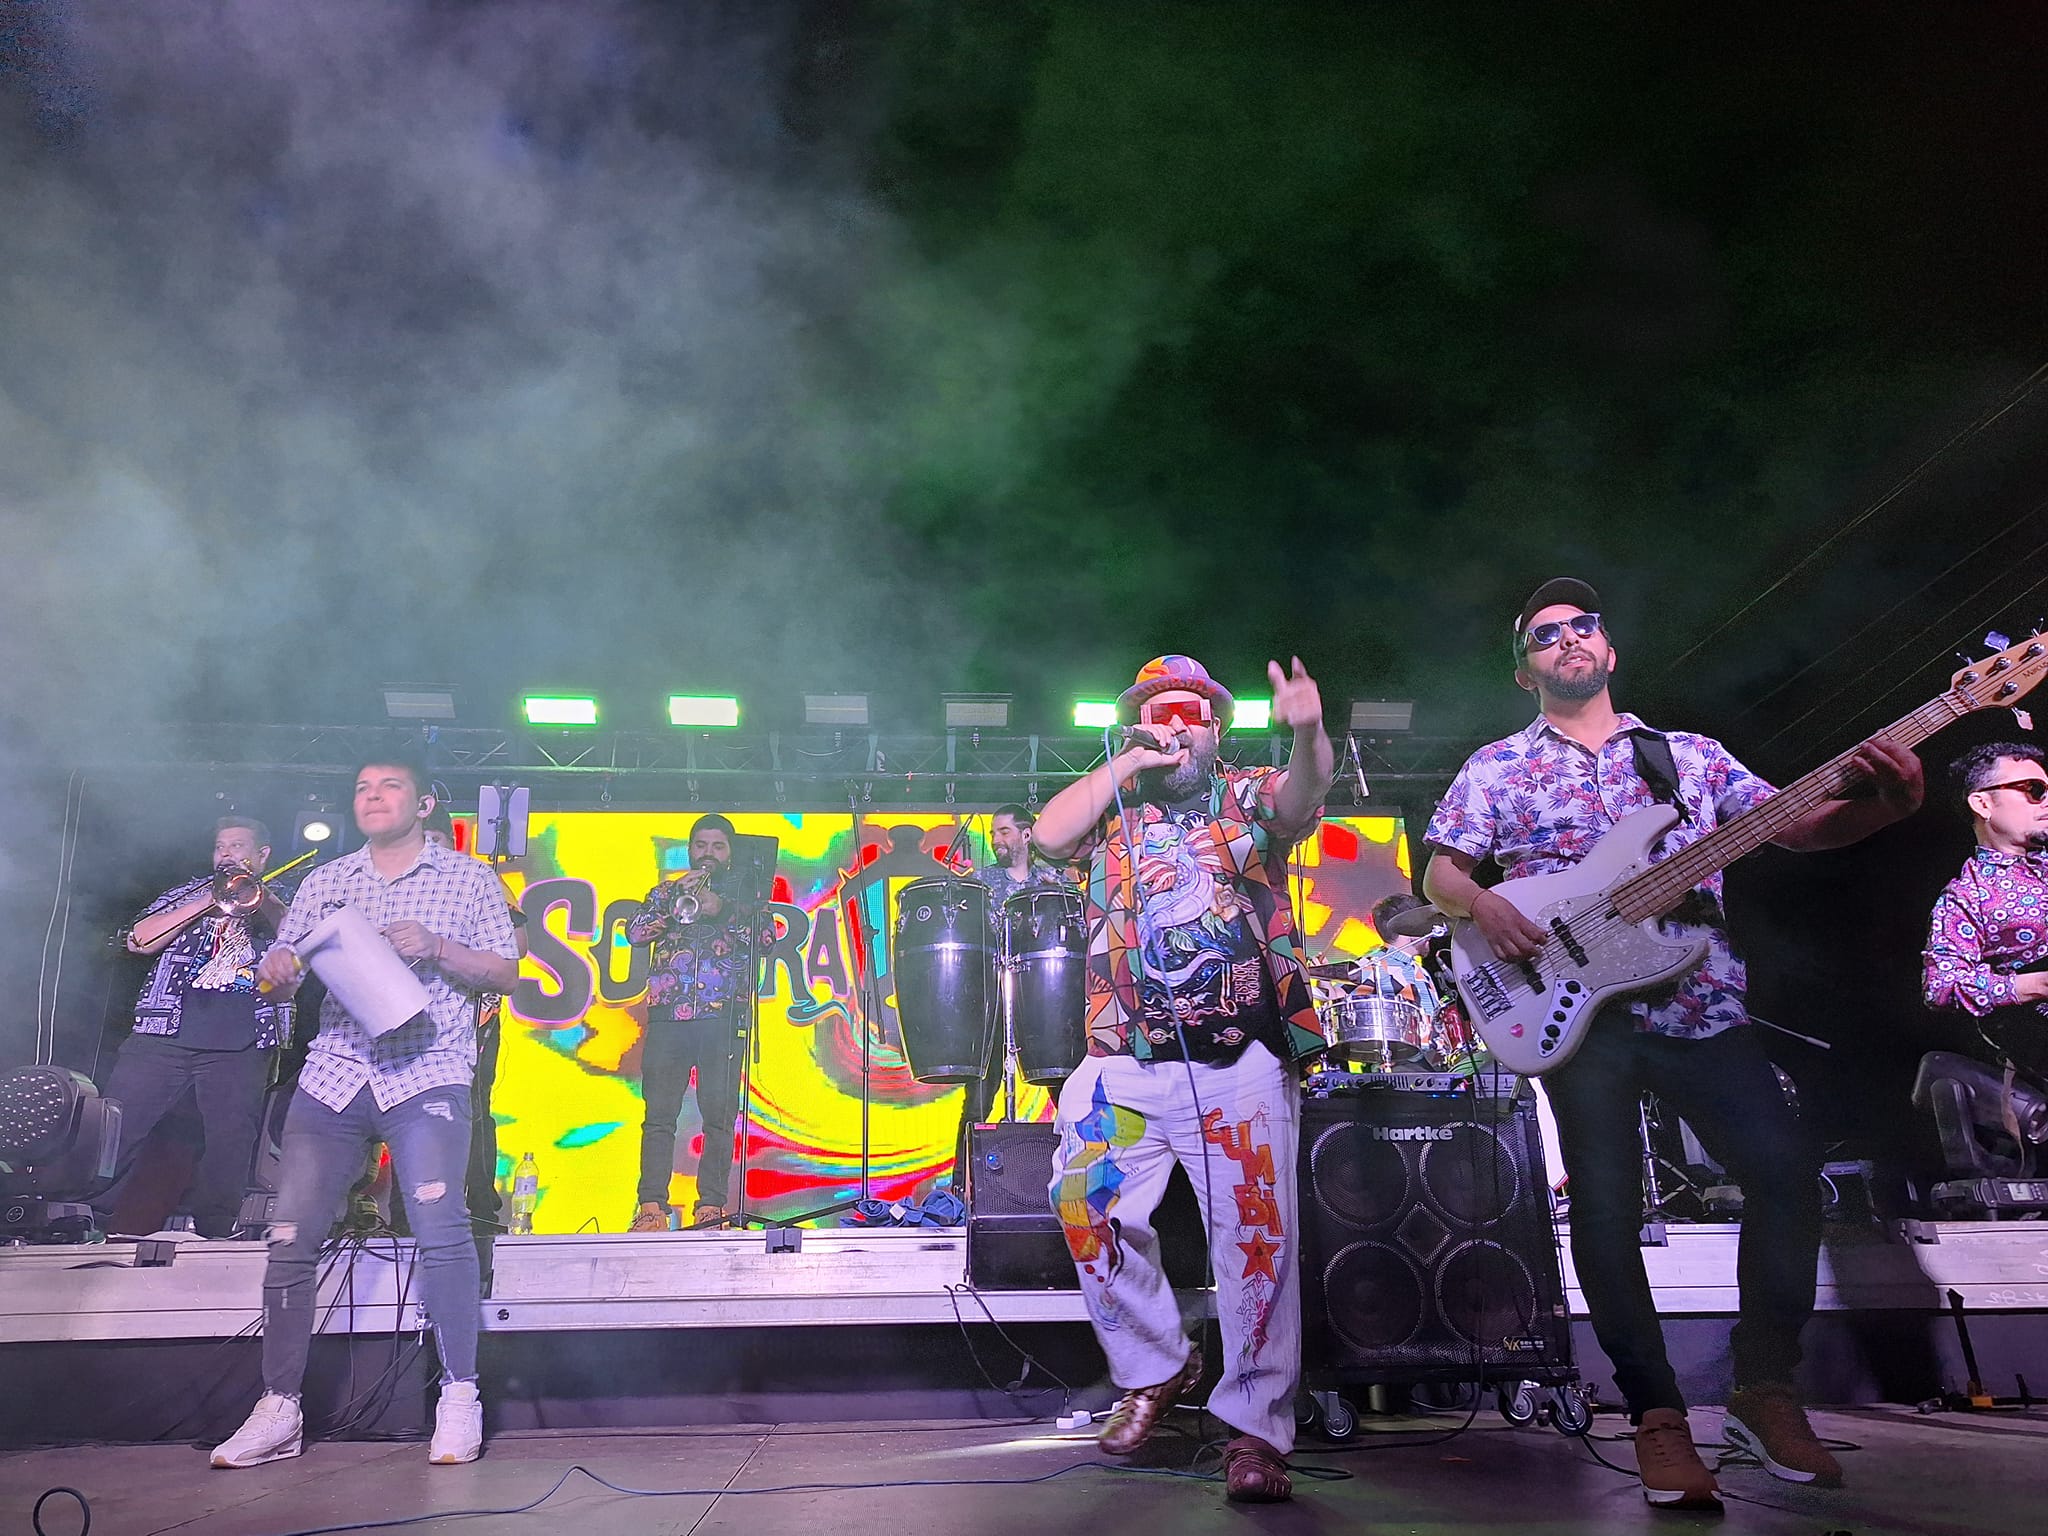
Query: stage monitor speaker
236,1079,294,1232
1300,1087,1573,1386
965,1123,1204,1291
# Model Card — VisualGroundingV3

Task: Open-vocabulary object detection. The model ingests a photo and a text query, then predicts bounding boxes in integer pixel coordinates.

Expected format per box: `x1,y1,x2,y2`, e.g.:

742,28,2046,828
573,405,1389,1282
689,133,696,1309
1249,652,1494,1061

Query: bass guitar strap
1629,729,1690,822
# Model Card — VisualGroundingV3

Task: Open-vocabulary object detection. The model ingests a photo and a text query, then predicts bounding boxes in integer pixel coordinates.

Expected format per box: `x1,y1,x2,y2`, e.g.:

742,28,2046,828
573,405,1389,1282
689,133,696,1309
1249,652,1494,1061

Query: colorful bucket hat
1115,654,1235,725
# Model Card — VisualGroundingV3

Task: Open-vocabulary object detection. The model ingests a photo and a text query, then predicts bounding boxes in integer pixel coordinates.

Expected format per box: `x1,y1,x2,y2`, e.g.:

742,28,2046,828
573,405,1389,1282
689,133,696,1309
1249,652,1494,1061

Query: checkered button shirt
276,840,519,1111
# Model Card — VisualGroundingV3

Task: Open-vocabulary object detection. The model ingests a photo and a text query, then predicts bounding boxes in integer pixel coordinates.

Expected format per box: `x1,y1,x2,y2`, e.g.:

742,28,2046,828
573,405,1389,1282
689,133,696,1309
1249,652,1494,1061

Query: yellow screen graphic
480,808,1411,1230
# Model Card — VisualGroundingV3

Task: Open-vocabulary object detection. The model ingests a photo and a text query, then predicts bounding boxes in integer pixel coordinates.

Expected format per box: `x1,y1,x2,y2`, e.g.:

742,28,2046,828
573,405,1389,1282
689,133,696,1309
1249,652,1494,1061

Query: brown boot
628,1202,672,1233
1633,1408,1721,1510
1223,1434,1292,1503
1097,1344,1203,1456
1724,1384,1843,1487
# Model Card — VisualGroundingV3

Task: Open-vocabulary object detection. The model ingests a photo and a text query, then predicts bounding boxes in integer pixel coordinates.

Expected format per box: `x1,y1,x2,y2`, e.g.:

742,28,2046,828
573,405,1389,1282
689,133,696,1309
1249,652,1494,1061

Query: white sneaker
429,1379,483,1465
211,1393,303,1469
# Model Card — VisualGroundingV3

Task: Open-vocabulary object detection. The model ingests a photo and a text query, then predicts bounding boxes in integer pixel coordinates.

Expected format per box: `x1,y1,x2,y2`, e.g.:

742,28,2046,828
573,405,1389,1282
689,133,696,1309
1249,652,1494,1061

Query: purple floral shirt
626,879,774,1021
1425,713,1776,1040
1923,847,2048,1016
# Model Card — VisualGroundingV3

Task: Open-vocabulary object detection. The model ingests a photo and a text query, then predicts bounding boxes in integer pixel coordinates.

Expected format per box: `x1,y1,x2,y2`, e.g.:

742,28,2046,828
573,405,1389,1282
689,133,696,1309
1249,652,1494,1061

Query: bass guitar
1452,632,2048,1075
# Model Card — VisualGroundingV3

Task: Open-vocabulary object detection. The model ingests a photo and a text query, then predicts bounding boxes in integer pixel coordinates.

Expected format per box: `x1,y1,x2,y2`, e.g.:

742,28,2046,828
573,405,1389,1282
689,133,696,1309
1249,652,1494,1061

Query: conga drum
891,877,995,1082
1001,888,1087,1083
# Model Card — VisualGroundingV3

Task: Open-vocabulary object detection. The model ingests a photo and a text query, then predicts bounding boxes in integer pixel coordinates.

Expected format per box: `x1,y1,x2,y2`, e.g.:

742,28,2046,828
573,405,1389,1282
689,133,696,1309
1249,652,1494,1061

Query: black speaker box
1299,1087,1574,1386
236,1080,294,1231
965,1123,1205,1291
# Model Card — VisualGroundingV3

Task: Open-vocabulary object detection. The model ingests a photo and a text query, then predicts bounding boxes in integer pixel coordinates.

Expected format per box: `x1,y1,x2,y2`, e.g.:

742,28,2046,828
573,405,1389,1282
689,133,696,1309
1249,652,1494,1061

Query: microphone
942,817,974,874
1116,724,1181,753
1348,733,1371,801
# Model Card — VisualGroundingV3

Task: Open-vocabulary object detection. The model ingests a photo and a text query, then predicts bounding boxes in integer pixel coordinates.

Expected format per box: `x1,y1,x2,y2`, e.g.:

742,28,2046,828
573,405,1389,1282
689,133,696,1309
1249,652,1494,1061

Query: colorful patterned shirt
1425,713,1777,1040
127,876,294,1049
1924,846,2048,1016
1069,766,1324,1064
627,877,774,1021
277,841,520,1112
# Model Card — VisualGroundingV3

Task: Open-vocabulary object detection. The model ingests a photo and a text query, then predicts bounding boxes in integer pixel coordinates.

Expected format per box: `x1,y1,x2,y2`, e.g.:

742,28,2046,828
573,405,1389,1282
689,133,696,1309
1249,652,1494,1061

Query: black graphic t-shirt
1119,788,1290,1065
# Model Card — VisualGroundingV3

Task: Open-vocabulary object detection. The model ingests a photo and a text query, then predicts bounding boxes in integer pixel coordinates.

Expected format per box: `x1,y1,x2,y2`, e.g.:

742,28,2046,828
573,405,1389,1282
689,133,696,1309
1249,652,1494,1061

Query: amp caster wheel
1496,1381,1540,1428
1315,1390,1358,1441
1548,1385,1592,1437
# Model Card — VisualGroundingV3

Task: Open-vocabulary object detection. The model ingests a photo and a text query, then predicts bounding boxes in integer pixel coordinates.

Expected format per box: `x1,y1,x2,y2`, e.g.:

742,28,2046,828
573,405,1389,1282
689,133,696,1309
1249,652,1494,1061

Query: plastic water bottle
510,1153,539,1235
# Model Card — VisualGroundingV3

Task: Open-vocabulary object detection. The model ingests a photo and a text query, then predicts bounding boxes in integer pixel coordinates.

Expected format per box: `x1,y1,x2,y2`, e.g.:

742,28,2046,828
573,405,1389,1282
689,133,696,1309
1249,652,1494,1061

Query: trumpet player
625,813,770,1231
93,816,296,1239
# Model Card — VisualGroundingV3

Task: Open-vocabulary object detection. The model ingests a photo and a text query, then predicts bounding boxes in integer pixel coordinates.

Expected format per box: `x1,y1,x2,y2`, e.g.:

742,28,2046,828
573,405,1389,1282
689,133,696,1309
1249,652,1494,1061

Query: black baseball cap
1512,577,1601,657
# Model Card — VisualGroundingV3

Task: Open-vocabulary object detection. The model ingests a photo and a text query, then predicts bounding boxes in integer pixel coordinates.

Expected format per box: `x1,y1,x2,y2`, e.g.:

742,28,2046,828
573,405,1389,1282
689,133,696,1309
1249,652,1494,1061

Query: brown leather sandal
1224,1434,1293,1503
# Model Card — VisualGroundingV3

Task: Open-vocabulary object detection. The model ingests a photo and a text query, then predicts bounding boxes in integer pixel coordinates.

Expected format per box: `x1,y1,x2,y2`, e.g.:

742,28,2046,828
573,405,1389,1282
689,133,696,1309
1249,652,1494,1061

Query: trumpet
211,848,318,917
663,865,730,923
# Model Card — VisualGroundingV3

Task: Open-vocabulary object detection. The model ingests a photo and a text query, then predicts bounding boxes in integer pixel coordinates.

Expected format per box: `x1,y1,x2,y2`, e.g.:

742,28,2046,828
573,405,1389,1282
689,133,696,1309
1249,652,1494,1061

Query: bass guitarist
1421,578,1921,1509
1923,741,2048,1078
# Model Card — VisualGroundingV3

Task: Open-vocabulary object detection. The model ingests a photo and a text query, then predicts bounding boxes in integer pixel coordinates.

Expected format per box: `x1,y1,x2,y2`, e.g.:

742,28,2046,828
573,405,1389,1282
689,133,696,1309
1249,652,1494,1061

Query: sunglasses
1981,778,2048,804
1521,612,1603,654
1140,697,1214,729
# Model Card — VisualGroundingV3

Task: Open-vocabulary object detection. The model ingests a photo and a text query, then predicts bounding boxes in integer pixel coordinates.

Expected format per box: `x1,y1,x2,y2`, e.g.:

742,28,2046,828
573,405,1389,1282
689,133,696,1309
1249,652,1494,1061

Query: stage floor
3,1403,2043,1536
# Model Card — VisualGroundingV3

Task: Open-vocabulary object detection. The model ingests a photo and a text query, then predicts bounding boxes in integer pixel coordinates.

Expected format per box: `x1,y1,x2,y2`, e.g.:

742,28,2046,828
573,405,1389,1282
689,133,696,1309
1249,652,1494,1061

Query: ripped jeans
261,1083,479,1395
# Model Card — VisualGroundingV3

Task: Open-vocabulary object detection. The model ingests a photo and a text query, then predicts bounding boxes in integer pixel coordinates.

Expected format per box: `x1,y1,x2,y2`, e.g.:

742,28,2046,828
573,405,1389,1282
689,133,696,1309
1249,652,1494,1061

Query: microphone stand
758,783,875,1229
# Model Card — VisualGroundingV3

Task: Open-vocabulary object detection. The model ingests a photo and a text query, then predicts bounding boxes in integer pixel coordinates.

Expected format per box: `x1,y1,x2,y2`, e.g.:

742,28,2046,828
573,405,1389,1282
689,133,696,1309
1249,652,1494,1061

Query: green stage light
1232,698,1272,730
1073,700,1118,729
523,695,599,727
668,695,740,728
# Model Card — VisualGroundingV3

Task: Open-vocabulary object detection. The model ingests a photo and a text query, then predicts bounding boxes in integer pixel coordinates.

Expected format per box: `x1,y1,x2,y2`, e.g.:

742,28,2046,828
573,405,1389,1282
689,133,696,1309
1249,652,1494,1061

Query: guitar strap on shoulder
1629,729,1690,823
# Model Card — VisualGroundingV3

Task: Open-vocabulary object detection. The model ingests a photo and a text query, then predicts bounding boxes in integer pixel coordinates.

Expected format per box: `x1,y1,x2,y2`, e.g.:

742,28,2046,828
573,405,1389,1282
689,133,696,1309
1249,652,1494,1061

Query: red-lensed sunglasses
1140,697,1214,729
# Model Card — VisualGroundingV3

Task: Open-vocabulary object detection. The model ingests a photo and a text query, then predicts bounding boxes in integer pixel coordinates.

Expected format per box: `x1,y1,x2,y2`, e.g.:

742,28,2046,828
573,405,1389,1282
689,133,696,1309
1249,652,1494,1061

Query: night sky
2,0,2044,763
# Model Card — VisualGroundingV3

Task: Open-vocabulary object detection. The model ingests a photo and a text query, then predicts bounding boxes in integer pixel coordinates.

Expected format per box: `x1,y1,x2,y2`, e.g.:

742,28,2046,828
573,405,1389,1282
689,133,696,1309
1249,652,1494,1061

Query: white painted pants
1049,1042,1300,1452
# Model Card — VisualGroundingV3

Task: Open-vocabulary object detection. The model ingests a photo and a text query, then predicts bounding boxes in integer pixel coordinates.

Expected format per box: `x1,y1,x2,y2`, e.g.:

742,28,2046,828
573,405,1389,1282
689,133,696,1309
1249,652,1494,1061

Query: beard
1545,657,1612,702
1133,737,1219,802
2025,829,2048,854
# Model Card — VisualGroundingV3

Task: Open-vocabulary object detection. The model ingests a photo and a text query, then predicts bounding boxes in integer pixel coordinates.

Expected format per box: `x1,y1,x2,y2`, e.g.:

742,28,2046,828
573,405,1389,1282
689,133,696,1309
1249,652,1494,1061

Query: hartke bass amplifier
1299,1087,1574,1386
965,1123,1204,1291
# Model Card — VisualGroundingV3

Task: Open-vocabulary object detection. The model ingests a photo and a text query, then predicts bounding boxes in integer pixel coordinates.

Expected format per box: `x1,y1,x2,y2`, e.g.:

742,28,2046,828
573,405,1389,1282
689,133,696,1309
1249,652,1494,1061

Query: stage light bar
805,693,870,727
523,695,599,727
1232,699,1272,731
1072,701,1117,730
381,686,457,721
943,693,1011,729
668,695,740,728
1349,700,1415,732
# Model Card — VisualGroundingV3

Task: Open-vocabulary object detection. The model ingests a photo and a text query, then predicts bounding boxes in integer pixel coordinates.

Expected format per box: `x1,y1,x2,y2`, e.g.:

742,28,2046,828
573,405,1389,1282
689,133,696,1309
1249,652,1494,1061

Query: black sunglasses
1521,612,1603,654
1980,777,2048,804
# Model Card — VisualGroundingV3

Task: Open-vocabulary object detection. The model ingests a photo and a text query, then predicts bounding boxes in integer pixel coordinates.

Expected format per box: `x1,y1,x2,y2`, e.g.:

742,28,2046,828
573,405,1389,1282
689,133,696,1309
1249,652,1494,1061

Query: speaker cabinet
236,1080,293,1231
965,1123,1204,1291
1299,1087,1573,1386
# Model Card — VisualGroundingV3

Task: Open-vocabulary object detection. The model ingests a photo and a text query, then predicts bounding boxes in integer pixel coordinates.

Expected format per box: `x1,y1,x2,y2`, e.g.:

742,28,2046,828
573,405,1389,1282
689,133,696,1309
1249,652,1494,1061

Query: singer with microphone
1029,653,1333,1503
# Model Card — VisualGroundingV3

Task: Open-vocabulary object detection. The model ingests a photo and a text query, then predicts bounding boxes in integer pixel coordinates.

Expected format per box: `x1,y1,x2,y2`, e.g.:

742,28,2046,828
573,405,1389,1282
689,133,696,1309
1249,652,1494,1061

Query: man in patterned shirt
1923,741,2048,1073
1423,578,1921,1509
91,816,294,1238
1031,654,1332,1504
211,755,519,1471
625,813,772,1231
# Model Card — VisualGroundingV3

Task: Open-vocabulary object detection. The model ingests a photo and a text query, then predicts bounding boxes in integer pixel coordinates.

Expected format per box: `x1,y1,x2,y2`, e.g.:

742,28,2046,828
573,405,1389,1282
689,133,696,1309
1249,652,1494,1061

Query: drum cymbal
1380,903,1449,940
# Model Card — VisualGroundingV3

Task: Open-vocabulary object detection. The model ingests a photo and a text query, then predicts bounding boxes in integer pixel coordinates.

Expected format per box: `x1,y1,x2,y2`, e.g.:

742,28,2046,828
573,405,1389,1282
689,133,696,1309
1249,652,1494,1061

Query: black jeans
1543,1015,1821,1419
637,1010,742,1210
94,1034,276,1236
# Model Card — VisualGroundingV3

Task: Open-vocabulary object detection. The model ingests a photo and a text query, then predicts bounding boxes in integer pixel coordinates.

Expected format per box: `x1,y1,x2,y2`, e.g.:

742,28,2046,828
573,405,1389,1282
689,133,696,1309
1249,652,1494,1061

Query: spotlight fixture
668,695,741,728
294,810,338,850
804,693,870,727
1349,700,1415,732
381,685,458,721
0,1066,122,1243
1072,701,1117,729
1231,699,1272,731
523,695,599,727
942,693,1011,730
